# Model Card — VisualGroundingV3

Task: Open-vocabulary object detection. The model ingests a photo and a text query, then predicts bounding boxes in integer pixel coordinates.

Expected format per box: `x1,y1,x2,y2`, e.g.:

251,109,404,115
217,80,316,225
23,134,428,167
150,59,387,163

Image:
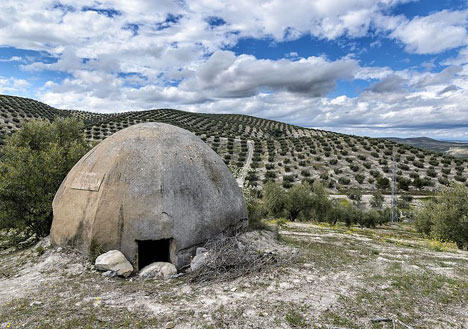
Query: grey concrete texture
50,122,248,269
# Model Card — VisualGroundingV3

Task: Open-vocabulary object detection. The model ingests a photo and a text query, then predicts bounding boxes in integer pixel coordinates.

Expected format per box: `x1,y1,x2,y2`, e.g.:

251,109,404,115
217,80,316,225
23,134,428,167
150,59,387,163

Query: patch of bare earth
1,225,467,328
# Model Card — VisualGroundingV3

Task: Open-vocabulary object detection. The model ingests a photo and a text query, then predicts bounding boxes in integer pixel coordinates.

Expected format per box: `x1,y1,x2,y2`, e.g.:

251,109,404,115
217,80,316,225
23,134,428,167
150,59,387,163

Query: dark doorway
137,239,171,269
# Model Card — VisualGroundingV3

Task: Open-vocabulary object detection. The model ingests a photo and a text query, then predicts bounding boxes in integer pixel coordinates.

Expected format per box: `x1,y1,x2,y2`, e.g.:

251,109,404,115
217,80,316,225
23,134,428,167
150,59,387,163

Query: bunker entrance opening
137,239,171,269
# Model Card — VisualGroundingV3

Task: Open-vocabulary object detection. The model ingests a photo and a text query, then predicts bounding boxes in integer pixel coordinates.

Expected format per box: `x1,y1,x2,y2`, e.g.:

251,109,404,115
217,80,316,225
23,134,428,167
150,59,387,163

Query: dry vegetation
1,224,467,329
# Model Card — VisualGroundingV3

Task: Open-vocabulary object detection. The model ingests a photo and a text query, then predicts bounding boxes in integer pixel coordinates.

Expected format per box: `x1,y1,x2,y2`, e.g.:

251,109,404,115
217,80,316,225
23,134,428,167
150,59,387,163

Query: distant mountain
1,94,467,192
385,137,468,158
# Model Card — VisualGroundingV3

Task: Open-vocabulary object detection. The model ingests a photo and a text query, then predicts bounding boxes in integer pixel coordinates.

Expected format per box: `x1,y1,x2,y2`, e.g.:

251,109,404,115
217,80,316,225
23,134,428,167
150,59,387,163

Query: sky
0,0,468,139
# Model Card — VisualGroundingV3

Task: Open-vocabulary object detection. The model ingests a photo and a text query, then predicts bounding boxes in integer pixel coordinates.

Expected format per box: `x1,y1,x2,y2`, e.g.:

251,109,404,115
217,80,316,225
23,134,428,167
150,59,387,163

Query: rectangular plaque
69,172,104,192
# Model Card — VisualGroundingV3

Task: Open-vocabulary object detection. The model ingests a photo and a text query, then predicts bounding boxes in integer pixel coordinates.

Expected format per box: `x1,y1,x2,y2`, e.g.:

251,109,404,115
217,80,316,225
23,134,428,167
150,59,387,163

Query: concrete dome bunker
50,123,248,270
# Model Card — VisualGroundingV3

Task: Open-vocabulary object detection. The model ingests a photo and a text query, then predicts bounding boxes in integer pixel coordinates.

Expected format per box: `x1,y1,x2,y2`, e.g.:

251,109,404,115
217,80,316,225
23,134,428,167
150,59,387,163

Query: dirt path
236,140,254,187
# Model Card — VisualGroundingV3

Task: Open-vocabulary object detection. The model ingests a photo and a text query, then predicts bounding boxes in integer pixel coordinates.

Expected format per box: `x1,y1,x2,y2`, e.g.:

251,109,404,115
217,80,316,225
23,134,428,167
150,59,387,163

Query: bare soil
1,224,467,329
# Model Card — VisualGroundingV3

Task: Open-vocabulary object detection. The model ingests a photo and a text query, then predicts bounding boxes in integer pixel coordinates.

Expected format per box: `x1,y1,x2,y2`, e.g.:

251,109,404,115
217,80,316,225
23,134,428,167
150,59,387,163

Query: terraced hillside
1,94,467,193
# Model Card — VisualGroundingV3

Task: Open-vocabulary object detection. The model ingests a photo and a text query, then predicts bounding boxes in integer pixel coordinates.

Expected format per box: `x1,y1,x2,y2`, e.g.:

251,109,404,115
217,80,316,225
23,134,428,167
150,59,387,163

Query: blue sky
0,0,467,139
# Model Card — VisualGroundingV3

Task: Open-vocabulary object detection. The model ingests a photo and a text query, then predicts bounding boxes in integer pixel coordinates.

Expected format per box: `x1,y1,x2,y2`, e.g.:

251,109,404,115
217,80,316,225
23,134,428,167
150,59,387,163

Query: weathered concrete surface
50,123,247,269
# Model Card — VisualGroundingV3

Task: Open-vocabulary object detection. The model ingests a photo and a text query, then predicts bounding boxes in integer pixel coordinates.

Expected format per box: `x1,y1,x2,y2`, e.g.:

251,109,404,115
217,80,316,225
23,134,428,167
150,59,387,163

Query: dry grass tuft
187,235,289,283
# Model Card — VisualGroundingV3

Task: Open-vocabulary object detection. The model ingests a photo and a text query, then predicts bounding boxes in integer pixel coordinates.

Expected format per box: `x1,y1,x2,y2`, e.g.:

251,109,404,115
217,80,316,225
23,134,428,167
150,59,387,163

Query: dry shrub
188,234,287,283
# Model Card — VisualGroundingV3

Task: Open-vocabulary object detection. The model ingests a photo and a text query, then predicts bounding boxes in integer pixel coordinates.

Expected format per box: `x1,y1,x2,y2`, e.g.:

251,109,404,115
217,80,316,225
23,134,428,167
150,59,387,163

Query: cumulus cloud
438,85,457,95
0,76,30,93
179,51,359,98
443,46,468,65
367,74,407,93
0,0,468,139
414,66,462,88
389,10,468,54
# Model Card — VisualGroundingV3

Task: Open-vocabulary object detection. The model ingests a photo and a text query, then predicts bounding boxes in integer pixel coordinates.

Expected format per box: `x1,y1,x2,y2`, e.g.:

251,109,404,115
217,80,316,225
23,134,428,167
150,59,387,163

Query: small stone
65,263,85,276
165,321,175,328
190,252,209,272
230,287,237,292
196,247,208,256
102,270,117,277
95,250,133,278
139,262,177,280
34,236,51,250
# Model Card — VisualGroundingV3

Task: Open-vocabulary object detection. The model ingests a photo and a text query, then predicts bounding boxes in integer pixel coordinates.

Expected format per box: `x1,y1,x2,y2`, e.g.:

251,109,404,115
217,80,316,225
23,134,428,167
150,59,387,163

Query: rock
165,321,175,329
196,247,208,256
139,262,177,280
64,263,85,276
190,252,209,272
34,236,51,250
95,250,133,278
102,270,117,278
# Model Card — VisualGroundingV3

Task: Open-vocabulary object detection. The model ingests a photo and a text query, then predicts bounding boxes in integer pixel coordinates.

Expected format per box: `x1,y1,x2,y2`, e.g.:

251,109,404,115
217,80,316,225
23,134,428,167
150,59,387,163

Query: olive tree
415,183,468,249
0,118,89,244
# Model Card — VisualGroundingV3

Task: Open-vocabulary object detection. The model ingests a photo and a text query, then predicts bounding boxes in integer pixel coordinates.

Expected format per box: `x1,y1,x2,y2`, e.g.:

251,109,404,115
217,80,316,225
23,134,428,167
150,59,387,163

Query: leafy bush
346,189,362,201
355,174,365,184
243,188,268,230
397,177,411,191
310,181,331,221
426,167,437,177
438,177,450,186
263,182,288,217
285,182,314,220
413,160,424,168
338,177,350,185
455,175,466,183
0,118,89,244
370,190,384,208
350,164,359,172
376,177,390,190
415,183,468,249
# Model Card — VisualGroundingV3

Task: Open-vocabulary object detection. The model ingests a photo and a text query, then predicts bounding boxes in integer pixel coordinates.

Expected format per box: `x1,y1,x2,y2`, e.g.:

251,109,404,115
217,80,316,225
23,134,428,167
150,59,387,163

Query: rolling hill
1,94,467,193
386,137,468,158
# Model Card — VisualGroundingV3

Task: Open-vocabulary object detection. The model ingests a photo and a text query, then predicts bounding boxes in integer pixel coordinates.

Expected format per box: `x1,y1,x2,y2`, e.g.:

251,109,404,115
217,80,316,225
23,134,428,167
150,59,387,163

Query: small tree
415,183,468,249
370,190,384,208
0,118,89,244
376,177,390,190
311,181,331,221
263,181,288,218
285,182,313,221
242,187,267,230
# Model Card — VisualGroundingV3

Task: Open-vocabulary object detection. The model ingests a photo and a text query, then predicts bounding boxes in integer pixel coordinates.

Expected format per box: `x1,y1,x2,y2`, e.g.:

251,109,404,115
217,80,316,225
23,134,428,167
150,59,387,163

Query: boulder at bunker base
139,262,177,280
95,250,133,277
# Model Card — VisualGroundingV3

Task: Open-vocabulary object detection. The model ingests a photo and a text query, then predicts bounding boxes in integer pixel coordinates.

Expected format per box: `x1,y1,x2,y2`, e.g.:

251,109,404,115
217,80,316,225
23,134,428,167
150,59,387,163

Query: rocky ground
1,224,467,329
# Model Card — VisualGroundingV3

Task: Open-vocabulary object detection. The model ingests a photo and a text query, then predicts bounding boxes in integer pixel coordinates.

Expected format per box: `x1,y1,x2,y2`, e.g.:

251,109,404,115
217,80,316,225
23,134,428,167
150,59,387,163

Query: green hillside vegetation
1,94,467,194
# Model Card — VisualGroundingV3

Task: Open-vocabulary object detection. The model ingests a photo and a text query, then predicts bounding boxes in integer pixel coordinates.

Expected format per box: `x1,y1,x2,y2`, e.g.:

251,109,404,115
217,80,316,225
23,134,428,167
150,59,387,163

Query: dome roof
50,123,247,269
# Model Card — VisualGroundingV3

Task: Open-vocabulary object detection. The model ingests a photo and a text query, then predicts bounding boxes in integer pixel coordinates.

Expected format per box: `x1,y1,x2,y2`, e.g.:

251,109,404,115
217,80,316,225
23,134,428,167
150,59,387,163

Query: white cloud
443,46,468,65
179,51,359,98
389,10,468,54
0,56,22,62
0,76,30,93
0,0,467,139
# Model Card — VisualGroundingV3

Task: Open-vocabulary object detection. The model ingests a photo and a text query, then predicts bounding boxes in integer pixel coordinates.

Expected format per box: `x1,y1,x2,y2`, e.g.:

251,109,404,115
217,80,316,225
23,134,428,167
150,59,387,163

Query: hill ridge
1,94,467,192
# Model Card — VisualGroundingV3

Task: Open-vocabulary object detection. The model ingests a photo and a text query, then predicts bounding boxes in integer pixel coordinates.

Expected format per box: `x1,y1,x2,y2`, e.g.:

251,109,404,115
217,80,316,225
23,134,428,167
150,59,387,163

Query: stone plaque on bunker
70,172,104,191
